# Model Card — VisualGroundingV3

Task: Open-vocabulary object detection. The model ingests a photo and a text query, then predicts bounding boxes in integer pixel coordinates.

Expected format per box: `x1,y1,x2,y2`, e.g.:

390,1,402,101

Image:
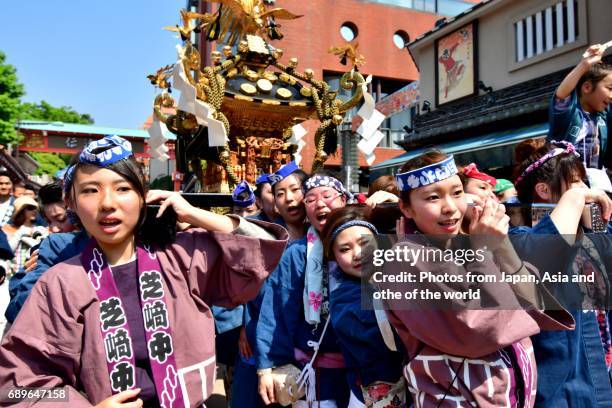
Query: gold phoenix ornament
150,7,365,192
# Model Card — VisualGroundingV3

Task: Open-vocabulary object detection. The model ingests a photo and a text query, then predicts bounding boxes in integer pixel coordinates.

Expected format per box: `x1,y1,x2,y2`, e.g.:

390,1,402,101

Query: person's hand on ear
365,190,399,208
395,216,406,241
469,199,510,252
462,193,484,222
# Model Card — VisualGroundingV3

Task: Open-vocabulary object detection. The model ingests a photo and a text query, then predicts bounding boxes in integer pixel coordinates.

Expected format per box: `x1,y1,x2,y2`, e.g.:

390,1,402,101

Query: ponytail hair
513,139,585,203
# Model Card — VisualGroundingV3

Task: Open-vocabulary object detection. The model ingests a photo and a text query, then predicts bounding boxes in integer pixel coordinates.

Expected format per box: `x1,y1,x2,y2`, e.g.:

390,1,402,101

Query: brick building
191,0,478,188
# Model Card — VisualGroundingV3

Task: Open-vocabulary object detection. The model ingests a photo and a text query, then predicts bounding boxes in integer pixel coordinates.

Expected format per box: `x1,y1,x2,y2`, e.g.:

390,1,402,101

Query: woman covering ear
381,150,574,407
0,135,288,407
510,139,612,407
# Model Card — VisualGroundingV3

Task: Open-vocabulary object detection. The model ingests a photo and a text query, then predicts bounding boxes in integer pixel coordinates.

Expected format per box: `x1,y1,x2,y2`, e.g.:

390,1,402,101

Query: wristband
508,261,525,275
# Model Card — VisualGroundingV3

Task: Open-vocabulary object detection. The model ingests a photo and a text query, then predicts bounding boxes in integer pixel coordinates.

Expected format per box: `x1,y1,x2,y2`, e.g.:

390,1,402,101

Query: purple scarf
81,239,184,407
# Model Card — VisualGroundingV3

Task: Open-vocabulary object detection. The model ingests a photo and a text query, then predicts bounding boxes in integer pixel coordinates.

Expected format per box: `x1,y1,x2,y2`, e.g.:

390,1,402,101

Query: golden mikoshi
149,0,366,191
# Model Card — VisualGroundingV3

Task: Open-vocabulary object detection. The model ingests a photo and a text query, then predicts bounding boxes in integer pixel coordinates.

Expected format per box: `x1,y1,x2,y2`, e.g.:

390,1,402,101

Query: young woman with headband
381,150,573,407
321,206,406,407
0,135,288,407
549,44,612,170
511,139,612,407
256,172,353,407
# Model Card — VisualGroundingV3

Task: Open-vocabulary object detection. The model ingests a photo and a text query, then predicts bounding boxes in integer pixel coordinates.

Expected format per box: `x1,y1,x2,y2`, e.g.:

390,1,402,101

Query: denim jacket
511,215,612,407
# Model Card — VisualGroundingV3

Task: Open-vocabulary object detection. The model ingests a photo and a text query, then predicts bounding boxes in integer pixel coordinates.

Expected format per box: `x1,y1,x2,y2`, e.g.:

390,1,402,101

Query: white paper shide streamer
582,40,612,58
148,113,171,161
171,45,229,147
289,123,308,165
356,75,386,166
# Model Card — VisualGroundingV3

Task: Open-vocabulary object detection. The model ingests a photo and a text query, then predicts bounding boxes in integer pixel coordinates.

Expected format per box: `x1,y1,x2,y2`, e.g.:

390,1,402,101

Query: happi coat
0,220,288,407
381,235,575,408
255,237,351,405
511,214,612,407
329,274,405,403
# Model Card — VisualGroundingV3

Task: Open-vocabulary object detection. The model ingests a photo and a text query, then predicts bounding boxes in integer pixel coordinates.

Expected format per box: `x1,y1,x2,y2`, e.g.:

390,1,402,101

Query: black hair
23,183,36,192
66,152,150,243
321,205,372,260
514,139,586,203
12,205,37,227
577,63,612,97
38,182,63,206
254,184,265,198
0,172,13,183
368,175,399,197
12,211,27,227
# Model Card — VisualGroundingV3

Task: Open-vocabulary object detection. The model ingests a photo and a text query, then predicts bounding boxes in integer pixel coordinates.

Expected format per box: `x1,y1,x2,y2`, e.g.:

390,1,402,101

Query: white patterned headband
304,175,352,199
268,161,299,186
63,135,133,194
80,135,133,166
395,155,458,191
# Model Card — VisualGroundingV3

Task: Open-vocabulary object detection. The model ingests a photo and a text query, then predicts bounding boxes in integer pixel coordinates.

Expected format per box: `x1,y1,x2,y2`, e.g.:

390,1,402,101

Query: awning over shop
371,123,548,174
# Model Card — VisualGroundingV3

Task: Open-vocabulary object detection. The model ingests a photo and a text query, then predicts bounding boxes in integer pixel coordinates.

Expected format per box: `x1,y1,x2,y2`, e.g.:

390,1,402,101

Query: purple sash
81,239,184,407
511,341,534,408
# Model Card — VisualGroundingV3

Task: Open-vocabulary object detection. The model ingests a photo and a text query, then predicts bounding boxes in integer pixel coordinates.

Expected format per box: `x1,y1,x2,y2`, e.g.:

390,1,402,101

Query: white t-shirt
0,199,12,226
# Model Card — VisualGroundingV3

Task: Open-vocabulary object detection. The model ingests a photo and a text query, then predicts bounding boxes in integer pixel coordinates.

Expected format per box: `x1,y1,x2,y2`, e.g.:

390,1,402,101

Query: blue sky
0,0,188,129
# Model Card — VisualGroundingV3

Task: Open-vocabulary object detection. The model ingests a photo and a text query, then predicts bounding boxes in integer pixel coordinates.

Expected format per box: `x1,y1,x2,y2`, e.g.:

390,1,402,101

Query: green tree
19,101,93,176
18,101,95,176
0,49,94,176
20,101,93,125
29,151,69,177
17,82,94,177
0,51,25,145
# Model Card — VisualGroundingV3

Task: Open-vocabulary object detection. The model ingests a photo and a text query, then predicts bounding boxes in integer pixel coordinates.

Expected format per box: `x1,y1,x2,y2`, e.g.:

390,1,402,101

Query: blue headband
232,180,256,207
330,220,378,244
268,161,299,186
304,174,352,200
62,135,134,194
256,173,271,185
62,165,76,195
80,135,133,166
395,155,458,191
55,167,68,180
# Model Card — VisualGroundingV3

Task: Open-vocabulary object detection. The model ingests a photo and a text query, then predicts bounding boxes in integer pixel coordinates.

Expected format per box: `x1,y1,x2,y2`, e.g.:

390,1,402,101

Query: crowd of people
0,44,610,408
0,175,78,335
